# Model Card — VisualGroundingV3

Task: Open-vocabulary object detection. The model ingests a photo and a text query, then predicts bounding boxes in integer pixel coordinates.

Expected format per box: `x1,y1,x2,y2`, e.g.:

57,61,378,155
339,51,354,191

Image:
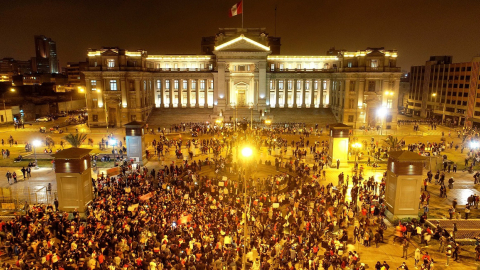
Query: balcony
269,68,337,73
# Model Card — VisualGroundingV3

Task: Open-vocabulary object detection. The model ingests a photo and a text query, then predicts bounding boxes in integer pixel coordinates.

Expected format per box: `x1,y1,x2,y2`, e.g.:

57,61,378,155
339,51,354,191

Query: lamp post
351,142,362,175
377,107,387,135
241,146,253,270
109,138,117,156
33,139,41,169
3,88,15,123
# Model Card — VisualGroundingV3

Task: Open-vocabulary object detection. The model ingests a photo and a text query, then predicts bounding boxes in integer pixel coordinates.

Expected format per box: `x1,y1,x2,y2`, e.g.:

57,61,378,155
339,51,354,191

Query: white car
36,117,50,122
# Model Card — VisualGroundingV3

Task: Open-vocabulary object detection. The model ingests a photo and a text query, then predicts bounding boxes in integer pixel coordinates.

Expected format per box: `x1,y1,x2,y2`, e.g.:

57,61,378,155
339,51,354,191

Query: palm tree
63,133,88,148
383,136,403,151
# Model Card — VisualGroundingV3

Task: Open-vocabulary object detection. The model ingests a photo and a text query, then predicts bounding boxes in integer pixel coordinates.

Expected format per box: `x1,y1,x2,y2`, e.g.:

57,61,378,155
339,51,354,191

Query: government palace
83,28,401,128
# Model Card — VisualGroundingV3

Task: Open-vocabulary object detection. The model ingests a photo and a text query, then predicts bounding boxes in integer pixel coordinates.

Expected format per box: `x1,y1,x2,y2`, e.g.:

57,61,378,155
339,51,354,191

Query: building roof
51,148,92,159
124,121,145,128
329,123,352,129
388,151,427,161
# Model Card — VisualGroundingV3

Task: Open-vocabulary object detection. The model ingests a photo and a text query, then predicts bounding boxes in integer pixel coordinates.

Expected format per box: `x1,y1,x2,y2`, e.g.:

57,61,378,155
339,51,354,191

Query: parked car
36,117,50,122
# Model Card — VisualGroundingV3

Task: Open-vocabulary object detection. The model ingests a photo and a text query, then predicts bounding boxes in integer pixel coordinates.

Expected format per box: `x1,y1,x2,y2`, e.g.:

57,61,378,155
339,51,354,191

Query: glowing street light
470,141,479,149
240,145,253,270
432,93,437,97
241,146,253,158
352,142,362,171
384,91,394,96
109,139,117,155
377,107,387,135
33,139,41,169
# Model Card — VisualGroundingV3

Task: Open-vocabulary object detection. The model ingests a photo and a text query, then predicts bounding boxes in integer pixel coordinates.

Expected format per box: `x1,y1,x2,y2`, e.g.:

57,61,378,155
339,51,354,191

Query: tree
63,133,87,148
383,136,403,151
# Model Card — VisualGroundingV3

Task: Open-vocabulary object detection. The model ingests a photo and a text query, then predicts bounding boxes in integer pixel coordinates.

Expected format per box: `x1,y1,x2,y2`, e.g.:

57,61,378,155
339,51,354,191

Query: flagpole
242,0,244,29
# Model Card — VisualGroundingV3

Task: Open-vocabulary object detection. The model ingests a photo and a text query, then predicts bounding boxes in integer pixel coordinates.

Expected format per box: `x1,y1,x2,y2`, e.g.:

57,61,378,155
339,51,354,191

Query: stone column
135,79,141,108
302,80,307,108
195,79,200,108
169,79,174,108
358,79,365,107
187,79,191,108
319,80,324,108
178,80,183,108
310,79,315,108
293,79,298,108
258,61,267,110
275,79,280,108
120,79,127,108
283,80,288,108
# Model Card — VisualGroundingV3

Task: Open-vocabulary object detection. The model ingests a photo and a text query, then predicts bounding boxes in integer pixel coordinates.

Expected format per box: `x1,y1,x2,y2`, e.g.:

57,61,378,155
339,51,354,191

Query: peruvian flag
229,1,243,17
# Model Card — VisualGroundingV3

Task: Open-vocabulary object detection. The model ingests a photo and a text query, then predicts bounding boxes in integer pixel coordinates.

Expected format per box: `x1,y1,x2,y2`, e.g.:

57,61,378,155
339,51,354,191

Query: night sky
1,0,479,72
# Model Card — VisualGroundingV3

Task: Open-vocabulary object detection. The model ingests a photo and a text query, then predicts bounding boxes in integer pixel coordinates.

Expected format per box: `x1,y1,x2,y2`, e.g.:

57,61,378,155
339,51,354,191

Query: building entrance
237,90,246,107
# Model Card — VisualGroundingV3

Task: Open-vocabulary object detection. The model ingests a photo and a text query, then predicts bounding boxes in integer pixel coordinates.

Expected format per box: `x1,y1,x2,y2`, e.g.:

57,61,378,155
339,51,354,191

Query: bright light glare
33,140,41,147
109,139,117,146
377,107,387,116
352,142,362,148
470,141,479,149
241,147,253,158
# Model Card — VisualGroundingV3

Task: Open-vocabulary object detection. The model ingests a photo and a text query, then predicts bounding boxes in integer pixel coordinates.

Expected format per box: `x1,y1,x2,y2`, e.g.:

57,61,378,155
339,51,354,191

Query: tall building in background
407,56,480,127
34,35,59,73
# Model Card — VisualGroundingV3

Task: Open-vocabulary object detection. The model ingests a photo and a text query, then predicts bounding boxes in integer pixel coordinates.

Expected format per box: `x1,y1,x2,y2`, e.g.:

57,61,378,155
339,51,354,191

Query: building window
91,80,97,91
387,99,393,108
314,81,318,90
200,80,205,90
368,81,375,92
270,63,275,70
183,80,188,89
238,65,246,71
279,80,284,90
166,80,170,89
270,80,274,90
192,80,196,90
131,115,137,121
280,64,284,70
157,80,161,89
288,81,292,90
347,62,352,68
297,64,301,69
143,81,146,90
370,59,378,68
110,80,117,91
210,80,213,89
92,115,98,122
174,80,179,90
306,81,310,90
349,99,355,109
107,59,115,68
350,81,355,91
297,80,301,89
323,81,327,90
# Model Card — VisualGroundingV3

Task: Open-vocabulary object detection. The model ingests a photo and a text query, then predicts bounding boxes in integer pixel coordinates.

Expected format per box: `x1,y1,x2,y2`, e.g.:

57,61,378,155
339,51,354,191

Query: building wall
408,56,480,127
82,29,401,128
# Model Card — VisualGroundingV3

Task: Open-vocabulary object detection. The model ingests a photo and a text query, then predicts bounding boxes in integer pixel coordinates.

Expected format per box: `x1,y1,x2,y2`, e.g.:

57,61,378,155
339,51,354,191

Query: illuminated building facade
407,56,480,127
83,28,401,128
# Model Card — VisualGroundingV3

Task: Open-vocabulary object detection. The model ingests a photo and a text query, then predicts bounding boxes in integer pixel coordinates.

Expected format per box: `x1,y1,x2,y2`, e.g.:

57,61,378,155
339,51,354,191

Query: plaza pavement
0,121,479,268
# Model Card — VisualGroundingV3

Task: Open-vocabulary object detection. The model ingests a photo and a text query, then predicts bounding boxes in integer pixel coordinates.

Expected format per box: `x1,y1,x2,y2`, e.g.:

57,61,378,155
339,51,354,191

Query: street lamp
352,142,362,174
377,107,387,135
241,146,253,270
33,139,41,169
3,88,15,123
109,138,117,155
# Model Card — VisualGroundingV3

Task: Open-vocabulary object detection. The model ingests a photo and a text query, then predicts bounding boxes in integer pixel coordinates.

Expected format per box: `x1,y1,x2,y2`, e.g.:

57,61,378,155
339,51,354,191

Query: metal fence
0,186,57,211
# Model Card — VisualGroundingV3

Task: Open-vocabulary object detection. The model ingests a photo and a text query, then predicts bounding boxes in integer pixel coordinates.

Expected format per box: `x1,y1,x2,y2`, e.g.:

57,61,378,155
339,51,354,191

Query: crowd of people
4,121,480,270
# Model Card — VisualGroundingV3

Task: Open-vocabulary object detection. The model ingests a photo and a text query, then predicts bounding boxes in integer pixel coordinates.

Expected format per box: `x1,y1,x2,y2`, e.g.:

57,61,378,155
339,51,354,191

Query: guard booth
125,121,147,166
328,123,352,168
52,148,93,212
385,151,427,218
